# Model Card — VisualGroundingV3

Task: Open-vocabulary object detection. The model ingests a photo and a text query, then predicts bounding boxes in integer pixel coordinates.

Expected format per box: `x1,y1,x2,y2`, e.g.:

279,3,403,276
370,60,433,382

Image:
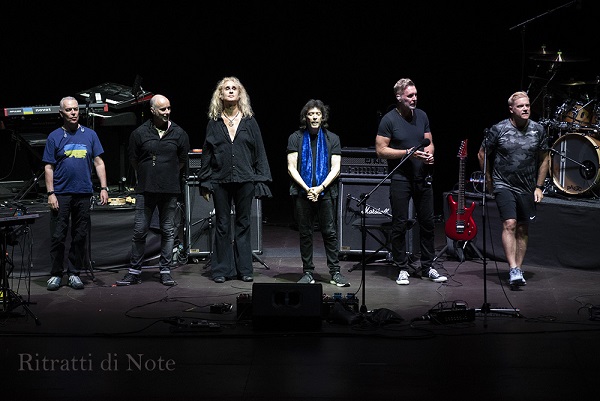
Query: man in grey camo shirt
478,91,550,288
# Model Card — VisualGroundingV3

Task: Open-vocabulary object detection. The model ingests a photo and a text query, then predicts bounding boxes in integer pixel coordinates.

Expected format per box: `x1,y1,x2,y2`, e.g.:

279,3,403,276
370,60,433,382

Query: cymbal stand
509,1,577,89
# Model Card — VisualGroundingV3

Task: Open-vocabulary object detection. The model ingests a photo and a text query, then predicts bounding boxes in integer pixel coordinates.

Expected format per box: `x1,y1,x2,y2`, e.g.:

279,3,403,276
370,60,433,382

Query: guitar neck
457,158,465,212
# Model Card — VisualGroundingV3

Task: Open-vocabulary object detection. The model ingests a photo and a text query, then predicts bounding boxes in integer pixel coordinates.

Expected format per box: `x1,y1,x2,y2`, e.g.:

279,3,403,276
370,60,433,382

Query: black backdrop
1,1,599,224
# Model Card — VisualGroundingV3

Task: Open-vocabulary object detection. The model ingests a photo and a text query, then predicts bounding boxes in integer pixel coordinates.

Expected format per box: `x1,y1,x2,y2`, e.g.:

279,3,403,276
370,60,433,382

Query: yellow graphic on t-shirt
64,144,88,158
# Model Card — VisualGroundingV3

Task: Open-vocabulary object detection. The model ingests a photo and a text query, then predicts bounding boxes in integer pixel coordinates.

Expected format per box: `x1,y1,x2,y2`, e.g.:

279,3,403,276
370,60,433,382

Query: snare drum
551,133,600,195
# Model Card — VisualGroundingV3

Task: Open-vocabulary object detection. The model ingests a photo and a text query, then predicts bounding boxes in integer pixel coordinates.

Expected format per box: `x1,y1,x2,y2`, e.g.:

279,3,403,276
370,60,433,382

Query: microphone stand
355,143,426,313
476,133,521,327
547,147,591,170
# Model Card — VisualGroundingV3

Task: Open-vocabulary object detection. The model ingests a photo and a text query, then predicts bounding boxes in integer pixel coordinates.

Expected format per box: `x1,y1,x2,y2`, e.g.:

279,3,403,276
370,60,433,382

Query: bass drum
551,133,600,195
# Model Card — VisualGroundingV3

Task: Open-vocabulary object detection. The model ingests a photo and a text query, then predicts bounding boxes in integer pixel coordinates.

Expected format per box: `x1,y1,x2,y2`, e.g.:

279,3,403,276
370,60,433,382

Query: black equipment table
0,213,41,325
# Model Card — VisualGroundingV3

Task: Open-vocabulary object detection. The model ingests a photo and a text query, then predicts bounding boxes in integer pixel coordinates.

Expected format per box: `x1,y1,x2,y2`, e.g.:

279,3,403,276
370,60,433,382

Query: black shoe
116,273,141,286
160,273,175,286
241,275,253,282
213,276,225,283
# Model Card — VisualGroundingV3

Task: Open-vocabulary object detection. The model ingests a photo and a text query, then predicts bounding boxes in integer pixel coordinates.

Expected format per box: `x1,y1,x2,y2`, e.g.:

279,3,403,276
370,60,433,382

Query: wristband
536,184,544,190
101,187,109,192
47,191,55,196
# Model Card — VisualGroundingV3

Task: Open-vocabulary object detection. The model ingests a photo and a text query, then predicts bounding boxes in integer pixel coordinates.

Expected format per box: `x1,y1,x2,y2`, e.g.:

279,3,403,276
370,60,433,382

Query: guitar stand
433,238,484,263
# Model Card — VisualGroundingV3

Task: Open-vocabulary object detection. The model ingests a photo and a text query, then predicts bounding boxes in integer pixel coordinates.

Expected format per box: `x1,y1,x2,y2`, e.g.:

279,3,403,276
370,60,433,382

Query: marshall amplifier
340,147,388,178
338,177,418,256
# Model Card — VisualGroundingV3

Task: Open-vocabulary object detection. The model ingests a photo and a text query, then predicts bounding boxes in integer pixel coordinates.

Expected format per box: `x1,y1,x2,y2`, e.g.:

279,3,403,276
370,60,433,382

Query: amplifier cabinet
184,181,262,257
338,177,418,256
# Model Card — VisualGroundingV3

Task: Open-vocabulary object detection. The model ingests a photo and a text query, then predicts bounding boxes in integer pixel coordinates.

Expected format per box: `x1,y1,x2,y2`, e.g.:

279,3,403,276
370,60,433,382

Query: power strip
428,308,475,324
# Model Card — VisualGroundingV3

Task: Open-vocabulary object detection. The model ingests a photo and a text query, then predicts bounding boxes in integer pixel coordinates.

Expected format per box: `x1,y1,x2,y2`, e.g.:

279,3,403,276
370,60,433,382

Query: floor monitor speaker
251,283,323,330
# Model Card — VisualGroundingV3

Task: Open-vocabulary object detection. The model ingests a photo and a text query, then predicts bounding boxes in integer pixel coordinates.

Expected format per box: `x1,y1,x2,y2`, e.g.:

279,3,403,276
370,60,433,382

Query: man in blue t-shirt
43,96,109,291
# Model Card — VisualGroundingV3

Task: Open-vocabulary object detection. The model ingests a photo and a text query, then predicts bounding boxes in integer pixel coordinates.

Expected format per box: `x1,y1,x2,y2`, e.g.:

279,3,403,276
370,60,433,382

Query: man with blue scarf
287,99,349,287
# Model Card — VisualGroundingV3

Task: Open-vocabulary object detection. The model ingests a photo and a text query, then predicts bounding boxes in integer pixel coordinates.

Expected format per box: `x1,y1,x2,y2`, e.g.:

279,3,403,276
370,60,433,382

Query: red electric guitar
445,139,477,241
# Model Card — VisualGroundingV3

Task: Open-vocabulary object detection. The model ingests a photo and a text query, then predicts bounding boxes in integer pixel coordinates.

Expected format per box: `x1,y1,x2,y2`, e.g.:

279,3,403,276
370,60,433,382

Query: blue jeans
211,182,254,279
129,193,178,273
389,179,435,269
49,194,92,277
294,195,340,275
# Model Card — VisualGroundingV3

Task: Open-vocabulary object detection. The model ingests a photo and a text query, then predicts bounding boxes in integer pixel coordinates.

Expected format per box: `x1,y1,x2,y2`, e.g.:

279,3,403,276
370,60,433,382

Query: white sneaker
509,267,526,286
426,268,447,283
396,270,409,285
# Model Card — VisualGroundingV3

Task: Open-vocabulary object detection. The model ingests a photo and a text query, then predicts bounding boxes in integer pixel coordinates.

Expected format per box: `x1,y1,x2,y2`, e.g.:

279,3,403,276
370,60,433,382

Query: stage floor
2,209,600,400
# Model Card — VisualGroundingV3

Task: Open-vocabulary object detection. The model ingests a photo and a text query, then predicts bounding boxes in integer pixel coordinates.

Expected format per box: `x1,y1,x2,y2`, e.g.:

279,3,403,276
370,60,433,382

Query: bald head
150,94,171,126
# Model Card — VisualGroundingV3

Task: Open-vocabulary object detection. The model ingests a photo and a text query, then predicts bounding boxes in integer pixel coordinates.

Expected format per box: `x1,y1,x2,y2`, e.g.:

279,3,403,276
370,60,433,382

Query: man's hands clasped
306,184,324,202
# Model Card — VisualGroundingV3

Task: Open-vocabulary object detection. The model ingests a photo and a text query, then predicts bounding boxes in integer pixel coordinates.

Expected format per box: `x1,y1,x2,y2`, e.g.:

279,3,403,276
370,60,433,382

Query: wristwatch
47,191,55,196
101,187,109,192
536,184,544,190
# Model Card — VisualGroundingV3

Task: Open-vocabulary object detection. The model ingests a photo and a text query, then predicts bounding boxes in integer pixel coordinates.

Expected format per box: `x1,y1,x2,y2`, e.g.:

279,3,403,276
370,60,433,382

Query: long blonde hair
207,76,254,120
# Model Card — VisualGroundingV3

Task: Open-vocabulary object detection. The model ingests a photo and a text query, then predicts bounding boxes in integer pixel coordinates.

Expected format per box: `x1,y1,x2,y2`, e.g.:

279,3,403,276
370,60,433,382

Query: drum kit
529,51,600,198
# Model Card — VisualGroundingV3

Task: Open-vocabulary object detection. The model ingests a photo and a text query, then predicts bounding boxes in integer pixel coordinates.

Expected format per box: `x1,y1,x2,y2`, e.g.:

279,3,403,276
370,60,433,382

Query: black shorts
494,189,536,223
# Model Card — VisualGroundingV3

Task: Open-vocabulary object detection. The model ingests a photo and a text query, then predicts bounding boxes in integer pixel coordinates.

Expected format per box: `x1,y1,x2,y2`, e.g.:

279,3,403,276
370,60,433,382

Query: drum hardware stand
510,1,575,91
477,133,521,326
0,219,41,325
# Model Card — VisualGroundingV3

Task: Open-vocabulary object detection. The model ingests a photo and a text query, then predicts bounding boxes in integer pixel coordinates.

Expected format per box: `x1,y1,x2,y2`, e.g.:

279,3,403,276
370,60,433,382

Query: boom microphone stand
355,138,430,313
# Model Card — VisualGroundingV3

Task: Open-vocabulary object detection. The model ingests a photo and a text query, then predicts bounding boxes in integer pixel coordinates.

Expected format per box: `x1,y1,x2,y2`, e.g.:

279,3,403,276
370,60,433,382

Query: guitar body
445,194,477,242
444,139,478,242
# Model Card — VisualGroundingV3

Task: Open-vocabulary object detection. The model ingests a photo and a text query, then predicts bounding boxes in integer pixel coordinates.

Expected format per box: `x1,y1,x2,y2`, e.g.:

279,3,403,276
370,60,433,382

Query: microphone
404,138,431,160
345,194,352,212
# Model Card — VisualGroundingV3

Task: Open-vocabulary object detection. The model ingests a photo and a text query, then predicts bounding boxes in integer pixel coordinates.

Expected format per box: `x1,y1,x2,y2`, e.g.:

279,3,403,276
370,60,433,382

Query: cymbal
558,78,600,86
527,46,556,56
528,75,549,81
559,80,587,86
530,53,589,63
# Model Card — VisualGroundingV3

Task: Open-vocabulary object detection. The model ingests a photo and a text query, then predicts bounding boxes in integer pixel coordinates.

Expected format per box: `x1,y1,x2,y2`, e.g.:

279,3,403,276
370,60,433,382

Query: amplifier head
187,151,202,179
341,147,387,177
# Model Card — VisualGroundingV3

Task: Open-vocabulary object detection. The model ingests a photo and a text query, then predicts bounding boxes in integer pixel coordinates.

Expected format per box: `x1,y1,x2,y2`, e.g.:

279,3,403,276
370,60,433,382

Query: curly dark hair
299,99,329,130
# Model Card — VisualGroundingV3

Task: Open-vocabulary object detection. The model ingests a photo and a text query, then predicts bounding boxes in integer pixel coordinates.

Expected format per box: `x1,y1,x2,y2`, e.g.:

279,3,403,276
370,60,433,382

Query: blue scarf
300,129,328,195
